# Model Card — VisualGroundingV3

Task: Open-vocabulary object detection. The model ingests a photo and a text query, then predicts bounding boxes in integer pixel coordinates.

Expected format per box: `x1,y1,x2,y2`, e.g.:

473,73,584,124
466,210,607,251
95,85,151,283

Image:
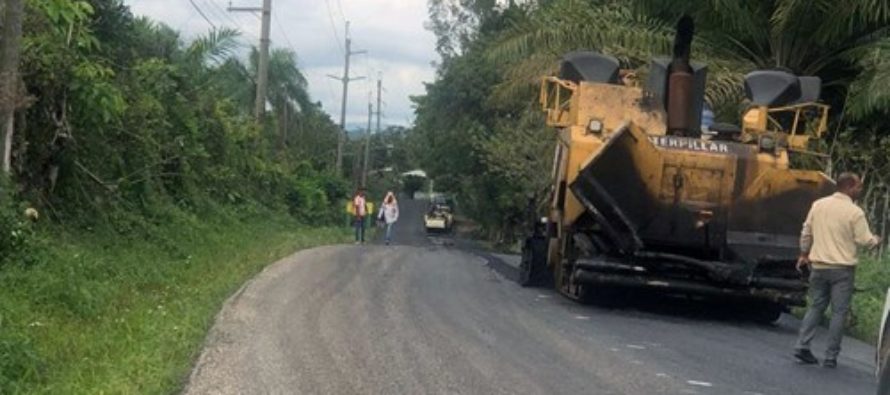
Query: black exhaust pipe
667,15,695,136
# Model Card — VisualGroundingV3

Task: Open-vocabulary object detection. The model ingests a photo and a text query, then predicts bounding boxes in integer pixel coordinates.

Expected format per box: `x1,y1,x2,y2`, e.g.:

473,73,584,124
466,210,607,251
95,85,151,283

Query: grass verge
847,256,890,343
0,207,350,394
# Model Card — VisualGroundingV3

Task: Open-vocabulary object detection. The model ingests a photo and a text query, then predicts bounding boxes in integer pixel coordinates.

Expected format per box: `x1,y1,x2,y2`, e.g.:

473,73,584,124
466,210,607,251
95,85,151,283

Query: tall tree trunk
0,0,25,174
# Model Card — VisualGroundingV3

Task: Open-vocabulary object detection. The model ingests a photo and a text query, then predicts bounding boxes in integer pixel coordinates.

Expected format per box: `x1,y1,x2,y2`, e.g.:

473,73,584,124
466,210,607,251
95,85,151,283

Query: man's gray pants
795,266,855,360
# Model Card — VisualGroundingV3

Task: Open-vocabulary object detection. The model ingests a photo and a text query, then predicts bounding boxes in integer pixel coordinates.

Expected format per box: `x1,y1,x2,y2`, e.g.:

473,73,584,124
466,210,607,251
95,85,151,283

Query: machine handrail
540,76,577,127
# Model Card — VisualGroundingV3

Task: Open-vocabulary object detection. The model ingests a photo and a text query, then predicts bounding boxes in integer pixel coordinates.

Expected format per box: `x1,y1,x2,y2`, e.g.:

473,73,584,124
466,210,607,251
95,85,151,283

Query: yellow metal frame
743,102,830,155
540,77,577,127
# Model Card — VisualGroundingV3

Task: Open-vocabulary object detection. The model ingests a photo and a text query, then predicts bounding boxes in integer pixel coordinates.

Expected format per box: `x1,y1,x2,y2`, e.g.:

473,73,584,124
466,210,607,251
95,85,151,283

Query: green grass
848,255,890,343
0,207,350,394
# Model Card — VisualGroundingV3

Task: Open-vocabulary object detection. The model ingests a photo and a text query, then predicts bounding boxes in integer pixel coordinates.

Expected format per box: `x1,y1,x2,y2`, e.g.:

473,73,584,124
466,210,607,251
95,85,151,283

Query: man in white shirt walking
794,172,881,368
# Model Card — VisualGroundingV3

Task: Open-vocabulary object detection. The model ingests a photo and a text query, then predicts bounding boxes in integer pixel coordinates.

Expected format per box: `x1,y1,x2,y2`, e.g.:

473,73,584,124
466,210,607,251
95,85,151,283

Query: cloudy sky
124,0,439,127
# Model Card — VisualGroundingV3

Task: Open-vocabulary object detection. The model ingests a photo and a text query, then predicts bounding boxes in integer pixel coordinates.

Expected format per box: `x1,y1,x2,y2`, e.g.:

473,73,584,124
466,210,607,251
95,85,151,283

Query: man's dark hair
836,172,860,190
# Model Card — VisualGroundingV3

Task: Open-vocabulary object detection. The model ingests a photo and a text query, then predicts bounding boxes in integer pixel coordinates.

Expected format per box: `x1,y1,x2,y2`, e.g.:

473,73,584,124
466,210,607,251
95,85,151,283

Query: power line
362,51,374,88
205,0,261,43
188,0,217,28
177,5,198,32
335,0,347,22
272,12,297,54
324,0,345,54
203,0,231,25
323,76,340,113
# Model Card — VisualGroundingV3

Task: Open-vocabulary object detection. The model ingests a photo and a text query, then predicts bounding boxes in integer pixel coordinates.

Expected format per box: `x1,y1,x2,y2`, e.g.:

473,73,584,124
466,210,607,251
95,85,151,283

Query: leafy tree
2,0,346,231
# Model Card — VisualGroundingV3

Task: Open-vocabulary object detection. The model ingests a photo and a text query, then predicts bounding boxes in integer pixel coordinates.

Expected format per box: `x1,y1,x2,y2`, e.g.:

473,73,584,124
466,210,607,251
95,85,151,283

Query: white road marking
656,373,669,378
574,315,590,320
626,344,646,350
609,347,620,352
536,294,551,299
687,380,713,387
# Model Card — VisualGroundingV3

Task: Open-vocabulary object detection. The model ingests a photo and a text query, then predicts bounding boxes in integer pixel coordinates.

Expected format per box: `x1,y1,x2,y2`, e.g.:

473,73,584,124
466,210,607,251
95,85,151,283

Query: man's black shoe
823,359,837,368
794,349,819,364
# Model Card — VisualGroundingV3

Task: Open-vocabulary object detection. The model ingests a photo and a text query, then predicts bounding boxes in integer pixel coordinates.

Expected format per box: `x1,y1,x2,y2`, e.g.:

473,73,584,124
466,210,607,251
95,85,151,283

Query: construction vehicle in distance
518,16,834,323
424,197,454,233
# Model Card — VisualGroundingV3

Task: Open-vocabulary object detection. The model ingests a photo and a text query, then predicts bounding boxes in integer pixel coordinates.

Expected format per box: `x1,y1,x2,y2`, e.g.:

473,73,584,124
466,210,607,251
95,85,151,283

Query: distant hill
343,123,398,139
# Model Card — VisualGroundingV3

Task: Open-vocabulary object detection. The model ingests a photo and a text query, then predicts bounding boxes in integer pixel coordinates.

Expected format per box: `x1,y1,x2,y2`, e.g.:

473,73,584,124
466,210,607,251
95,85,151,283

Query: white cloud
124,0,439,126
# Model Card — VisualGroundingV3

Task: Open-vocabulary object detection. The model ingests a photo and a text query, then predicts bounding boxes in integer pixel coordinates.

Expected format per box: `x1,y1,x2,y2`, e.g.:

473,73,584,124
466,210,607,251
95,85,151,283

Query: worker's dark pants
354,217,365,242
795,266,855,360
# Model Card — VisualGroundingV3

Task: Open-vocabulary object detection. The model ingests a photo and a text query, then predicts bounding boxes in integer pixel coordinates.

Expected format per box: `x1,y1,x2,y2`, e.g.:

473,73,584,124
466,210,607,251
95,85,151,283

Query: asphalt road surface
184,199,878,395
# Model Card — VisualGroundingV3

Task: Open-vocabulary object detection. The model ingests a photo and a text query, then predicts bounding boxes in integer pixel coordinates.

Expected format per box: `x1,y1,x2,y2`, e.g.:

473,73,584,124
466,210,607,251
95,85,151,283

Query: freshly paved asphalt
183,199,878,395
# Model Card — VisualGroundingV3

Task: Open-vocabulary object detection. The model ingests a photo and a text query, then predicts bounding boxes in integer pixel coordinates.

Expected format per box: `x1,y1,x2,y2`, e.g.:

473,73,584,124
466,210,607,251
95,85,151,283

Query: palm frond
845,39,890,120
187,27,242,66
486,0,754,111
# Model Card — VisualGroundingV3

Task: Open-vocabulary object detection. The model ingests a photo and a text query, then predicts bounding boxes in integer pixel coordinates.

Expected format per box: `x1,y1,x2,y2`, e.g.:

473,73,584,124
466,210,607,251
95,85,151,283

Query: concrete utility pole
361,100,373,187
361,77,383,186
228,0,272,120
328,21,366,174
361,76,384,187
375,77,383,136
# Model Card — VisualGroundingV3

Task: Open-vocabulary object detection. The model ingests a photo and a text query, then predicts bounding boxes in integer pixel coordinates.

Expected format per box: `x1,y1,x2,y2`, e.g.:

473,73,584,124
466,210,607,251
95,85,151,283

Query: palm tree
256,48,313,152
488,1,751,110
185,27,242,67
488,0,890,119
637,0,890,116
212,45,321,156
175,27,246,111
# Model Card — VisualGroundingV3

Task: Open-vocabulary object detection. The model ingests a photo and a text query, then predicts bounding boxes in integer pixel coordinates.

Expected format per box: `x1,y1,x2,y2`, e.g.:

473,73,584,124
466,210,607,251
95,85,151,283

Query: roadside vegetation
0,1,357,392
410,0,890,341
1,209,349,393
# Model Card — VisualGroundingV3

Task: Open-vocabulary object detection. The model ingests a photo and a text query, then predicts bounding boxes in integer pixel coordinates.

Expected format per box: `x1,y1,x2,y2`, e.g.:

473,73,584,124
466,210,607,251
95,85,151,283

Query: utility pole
328,21,366,174
362,98,372,187
228,0,272,120
375,77,383,136
362,77,383,186
361,77,383,187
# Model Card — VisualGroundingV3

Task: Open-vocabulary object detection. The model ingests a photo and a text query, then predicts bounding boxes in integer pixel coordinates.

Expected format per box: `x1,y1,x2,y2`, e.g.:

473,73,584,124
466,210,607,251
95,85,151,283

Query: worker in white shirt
794,172,881,368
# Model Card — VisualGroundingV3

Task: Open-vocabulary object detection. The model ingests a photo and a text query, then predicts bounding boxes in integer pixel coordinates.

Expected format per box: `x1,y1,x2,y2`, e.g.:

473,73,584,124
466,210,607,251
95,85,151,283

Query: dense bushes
0,179,41,269
286,168,349,224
